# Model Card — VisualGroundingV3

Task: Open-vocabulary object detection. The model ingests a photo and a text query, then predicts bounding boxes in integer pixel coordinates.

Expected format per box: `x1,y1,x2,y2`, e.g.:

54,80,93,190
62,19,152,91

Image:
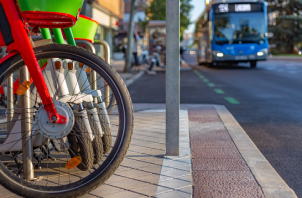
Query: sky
185,0,206,33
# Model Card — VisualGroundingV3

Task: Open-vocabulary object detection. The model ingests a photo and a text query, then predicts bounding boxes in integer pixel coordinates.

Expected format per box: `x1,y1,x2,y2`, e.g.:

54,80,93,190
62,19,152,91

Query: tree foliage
144,0,193,38
267,0,302,53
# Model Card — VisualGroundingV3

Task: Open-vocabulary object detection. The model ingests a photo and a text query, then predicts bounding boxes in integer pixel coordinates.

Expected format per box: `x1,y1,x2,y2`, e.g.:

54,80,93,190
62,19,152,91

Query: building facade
81,0,124,59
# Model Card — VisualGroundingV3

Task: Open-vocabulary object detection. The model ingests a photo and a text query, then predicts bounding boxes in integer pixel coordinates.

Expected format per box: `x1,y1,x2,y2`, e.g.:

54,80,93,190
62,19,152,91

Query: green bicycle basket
17,0,84,28
71,15,98,43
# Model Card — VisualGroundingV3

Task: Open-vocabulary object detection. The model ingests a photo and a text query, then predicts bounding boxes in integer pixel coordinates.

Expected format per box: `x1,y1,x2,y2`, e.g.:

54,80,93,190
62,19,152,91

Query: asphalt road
128,54,302,197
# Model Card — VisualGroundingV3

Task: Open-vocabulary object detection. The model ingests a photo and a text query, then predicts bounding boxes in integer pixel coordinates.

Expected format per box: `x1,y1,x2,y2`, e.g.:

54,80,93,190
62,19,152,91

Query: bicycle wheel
0,44,133,198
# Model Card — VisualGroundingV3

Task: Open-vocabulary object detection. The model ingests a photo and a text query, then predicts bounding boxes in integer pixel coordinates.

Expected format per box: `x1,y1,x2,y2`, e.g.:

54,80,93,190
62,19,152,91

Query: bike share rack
9,37,113,178
20,66,34,180
32,37,112,108
75,39,111,107
0,51,34,179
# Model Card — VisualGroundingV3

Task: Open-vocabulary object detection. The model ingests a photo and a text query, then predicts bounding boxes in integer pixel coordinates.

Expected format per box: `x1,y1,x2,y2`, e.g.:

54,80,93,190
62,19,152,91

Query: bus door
207,10,213,63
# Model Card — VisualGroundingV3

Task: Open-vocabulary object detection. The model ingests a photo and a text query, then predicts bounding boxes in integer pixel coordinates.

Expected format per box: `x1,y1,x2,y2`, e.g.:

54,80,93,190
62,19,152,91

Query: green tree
144,0,193,38
267,0,302,53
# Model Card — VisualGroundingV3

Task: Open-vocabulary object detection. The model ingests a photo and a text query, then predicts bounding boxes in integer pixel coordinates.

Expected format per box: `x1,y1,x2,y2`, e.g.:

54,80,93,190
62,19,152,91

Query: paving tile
127,157,164,165
188,107,265,198
130,141,158,147
143,144,166,150
192,171,264,198
177,186,192,194
179,142,190,149
171,157,191,164
135,173,161,184
120,159,151,169
138,164,163,174
160,168,191,179
191,148,242,159
189,116,221,123
192,158,249,171
125,150,141,156
114,166,132,173
156,189,191,198
105,175,129,184
156,185,174,194
179,148,191,156
189,130,231,140
102,190,143,198
110,178,149,190
190,140,236,149
175,174,192,183
118,169,152,178
162,161,191,172
132,183,158,196
189,122,226,133
140,149,165,156
85,184,124,197
158,178,191,190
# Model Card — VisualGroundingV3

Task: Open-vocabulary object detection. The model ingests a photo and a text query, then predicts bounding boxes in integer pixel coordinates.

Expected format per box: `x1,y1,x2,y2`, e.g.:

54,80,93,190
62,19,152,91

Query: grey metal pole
166,0,180,156
124,0,137,73
20,66,34,180
94,40,111,106
7,74,14,131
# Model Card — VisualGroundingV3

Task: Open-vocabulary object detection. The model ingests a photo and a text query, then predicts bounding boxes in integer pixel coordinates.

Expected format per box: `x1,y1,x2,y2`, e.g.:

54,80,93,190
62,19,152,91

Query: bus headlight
213,51,224,57
217,53,224,57
257,48,268,56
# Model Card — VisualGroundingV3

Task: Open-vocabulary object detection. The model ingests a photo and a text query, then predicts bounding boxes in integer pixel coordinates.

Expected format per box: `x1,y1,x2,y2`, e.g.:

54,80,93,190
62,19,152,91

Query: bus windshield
214,12,265,45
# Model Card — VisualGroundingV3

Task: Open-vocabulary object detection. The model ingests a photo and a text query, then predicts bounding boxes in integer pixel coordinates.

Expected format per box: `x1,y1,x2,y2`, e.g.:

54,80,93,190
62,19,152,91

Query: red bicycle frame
0,0,66,124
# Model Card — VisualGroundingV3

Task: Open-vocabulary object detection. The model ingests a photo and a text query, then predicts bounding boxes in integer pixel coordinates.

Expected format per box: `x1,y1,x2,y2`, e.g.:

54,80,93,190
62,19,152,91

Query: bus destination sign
214,3,263,14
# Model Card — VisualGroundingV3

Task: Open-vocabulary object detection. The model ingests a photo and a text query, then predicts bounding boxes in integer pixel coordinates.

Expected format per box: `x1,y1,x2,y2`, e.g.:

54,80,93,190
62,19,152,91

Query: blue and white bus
195,0,268,68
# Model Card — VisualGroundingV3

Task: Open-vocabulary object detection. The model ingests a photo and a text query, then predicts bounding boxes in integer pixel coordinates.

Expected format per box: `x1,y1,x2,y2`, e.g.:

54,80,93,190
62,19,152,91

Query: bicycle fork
2,0,66,124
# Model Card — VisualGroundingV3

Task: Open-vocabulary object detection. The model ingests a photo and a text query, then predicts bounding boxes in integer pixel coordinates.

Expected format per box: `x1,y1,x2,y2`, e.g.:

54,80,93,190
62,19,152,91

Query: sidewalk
0,103,297,197
111,59,190,81
268,56,302,61
111,60,145,87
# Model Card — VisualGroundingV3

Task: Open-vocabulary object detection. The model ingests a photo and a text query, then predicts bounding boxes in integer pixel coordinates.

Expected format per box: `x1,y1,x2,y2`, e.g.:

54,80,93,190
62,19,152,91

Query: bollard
20,66,34,180
166,0,180,156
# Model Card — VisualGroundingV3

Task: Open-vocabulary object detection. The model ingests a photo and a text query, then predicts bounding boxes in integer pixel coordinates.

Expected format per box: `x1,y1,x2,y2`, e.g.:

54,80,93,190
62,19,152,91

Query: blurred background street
128,53,302,196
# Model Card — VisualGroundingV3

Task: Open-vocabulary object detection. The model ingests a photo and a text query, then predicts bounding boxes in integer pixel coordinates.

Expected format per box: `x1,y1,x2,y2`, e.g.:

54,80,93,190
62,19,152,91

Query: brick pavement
189,105,265,198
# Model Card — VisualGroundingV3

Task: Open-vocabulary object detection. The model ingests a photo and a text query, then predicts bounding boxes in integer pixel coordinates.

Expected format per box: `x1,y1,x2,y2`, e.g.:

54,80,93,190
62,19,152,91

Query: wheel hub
34,101,74,139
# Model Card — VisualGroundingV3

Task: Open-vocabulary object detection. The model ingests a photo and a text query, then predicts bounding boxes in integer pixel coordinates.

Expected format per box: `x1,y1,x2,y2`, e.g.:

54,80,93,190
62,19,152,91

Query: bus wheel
208,62,214,68
250,61,257,68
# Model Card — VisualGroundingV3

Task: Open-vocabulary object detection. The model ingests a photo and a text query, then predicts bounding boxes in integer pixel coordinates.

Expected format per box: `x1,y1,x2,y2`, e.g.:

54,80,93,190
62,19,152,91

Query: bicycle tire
0,44,133,198
68,117,94,171
98,110,112,154
107,95,116,115
88,114,103,164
